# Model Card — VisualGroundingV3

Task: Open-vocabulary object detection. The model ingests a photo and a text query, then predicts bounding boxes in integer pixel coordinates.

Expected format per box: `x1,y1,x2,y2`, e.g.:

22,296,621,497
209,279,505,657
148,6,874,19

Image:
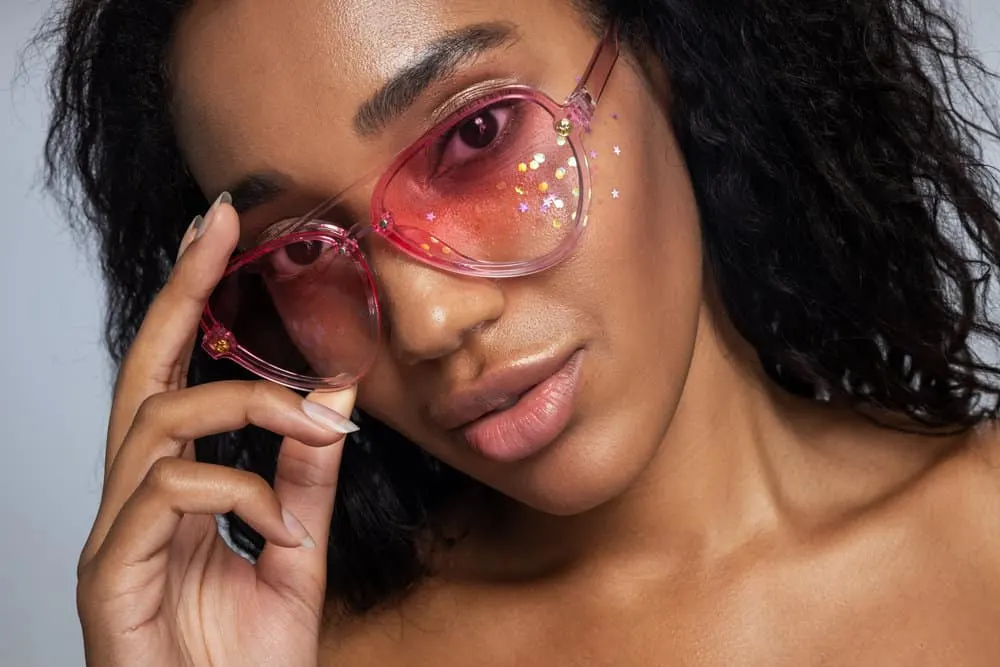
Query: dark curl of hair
40,0,1000,613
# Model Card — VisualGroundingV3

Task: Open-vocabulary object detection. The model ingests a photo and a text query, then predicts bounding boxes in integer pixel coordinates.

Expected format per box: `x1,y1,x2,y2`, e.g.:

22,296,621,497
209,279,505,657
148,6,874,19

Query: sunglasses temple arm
574,21,621,107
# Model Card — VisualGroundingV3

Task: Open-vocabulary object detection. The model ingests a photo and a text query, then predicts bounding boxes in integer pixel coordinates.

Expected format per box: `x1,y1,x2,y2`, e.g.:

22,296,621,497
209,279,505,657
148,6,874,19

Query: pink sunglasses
200,23,620,391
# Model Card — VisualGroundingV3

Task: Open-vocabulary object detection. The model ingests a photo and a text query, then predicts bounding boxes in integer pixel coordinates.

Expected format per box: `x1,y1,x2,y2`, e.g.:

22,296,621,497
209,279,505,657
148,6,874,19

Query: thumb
256,386,358,607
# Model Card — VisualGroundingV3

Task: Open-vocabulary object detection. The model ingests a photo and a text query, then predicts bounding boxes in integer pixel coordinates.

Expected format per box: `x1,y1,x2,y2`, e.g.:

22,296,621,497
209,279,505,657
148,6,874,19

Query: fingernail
177,215,204,259
190,214,206,237
198,191,231,239
281,507,316,550
302,399,360,434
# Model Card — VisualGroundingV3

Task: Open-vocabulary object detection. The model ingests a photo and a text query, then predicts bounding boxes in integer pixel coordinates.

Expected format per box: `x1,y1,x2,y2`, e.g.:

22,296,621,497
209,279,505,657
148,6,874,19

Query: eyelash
424,99,522,178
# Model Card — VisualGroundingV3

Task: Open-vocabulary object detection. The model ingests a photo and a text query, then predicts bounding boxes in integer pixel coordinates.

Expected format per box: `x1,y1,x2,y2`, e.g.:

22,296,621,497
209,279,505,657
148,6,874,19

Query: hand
76,196,358,666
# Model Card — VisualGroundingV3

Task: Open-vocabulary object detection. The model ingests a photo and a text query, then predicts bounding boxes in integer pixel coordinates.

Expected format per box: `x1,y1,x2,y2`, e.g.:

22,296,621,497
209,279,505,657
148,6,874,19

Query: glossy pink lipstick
460,350,583,462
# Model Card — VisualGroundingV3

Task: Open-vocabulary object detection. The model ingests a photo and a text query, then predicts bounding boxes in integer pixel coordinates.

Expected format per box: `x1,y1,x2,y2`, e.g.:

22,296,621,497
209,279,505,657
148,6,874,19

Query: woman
43,0,1000,663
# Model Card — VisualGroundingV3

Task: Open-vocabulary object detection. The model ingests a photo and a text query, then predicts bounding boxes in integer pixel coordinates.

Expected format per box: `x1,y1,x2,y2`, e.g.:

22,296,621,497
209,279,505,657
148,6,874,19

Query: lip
433,348,582,430
432,348,584,463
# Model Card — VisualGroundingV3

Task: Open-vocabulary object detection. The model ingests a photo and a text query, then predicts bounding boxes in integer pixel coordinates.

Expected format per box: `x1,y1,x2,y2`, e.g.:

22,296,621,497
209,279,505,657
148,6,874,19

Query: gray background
2,1,1000,665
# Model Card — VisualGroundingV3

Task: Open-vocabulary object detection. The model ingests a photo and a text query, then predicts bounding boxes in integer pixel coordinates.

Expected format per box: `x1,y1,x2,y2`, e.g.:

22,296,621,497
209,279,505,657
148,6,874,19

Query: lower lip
461,350,584,463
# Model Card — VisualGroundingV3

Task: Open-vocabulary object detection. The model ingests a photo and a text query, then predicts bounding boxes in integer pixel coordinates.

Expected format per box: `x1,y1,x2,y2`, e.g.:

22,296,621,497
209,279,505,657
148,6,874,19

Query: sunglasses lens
207,233,378,388
206,96,586,387
381,98,582,265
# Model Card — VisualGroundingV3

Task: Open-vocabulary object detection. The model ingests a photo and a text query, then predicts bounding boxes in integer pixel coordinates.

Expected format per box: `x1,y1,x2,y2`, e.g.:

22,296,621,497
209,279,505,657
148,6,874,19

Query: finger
108,196,239,459
256,386,358,606
84,381,354,565
84,458,314,611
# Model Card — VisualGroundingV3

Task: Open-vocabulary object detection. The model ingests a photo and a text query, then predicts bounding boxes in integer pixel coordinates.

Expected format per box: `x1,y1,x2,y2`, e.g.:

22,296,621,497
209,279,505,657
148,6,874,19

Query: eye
437,104,514,169
264,240,334,281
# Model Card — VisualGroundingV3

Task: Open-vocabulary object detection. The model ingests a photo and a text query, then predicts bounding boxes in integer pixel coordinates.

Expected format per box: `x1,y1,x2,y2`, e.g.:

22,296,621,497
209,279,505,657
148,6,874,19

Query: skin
76,0,1000,665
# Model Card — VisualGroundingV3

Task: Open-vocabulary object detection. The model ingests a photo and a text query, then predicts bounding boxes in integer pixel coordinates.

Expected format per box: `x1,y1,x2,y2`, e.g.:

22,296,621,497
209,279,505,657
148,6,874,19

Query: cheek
569,87,705,400
572,90,703,317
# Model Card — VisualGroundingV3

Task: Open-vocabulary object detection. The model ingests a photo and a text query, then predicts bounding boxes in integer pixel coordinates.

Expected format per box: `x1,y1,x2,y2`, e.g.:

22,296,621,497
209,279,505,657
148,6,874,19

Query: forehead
170,0,592,203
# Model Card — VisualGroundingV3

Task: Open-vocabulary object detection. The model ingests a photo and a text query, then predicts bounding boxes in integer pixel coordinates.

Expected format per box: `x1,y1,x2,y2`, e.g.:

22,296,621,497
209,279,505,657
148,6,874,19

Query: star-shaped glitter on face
613,145,621,156
589,150,598,159
518,202,530,213
425,212,436,222
611,189,620,199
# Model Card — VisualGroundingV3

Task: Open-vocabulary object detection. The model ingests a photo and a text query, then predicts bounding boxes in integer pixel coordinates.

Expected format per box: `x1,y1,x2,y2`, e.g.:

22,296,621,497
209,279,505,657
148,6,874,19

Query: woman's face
171,0,704,515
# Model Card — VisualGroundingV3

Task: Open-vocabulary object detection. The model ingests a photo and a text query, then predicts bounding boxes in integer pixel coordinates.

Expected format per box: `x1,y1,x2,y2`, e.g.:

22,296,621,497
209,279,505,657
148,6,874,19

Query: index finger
108,195,239,456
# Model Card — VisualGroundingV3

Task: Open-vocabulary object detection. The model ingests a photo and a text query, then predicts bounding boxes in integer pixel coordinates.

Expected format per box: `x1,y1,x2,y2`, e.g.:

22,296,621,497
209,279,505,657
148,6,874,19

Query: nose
370,248,506,365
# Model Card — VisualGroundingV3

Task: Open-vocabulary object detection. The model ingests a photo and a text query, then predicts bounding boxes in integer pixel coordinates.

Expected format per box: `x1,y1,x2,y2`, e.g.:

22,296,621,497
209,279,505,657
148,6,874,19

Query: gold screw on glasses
211,338,231,355
555,118,573,137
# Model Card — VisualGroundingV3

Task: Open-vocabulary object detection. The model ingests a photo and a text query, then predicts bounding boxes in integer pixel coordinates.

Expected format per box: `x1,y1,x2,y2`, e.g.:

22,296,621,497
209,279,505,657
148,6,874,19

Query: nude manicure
197,191,231,239
281,507,316,550
302,399,360,434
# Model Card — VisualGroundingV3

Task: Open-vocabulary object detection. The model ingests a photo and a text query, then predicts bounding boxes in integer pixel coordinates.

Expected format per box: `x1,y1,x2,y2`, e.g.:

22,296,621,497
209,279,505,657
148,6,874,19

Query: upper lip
431,348,580,431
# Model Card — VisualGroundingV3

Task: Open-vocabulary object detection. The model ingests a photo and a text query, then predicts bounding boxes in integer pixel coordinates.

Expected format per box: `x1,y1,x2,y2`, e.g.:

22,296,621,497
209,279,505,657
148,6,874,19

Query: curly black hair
40,0,1000,613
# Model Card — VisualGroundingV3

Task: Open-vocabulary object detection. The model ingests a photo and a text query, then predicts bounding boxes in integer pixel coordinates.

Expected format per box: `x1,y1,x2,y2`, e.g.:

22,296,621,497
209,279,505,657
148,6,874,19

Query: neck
451,298,965,580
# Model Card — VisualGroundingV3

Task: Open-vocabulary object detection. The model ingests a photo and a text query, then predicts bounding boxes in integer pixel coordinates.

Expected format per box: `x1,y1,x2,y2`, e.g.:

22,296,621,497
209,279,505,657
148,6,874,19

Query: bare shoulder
913,423,1000,572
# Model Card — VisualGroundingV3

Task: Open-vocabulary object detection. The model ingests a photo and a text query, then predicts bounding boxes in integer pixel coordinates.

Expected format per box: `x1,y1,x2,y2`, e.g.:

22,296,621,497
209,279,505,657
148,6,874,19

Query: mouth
433,348,585,463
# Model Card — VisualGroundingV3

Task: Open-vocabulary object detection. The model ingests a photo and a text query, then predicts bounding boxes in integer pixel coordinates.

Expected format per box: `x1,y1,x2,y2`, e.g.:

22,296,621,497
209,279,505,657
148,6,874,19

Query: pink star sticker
425,212,436,222
613,145,621,156
611,189,620,199
589,150,598,159
518,202,530,213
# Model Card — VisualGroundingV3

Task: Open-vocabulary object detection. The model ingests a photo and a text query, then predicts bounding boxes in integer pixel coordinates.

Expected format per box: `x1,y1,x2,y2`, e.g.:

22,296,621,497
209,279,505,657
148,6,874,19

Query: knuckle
231,468,272,502
275,451,338,490
246,380,290,420
143,456,180,491
76,549,94,583
132,392,170,429
248,379,285,405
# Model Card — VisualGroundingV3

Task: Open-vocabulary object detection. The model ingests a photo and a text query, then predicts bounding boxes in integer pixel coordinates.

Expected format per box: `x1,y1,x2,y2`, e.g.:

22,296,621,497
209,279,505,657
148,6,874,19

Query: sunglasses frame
200,21,620,391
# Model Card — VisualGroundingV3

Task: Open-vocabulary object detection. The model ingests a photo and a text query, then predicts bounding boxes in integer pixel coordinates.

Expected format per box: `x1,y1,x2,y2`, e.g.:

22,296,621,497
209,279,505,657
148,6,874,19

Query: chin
494,406,670,517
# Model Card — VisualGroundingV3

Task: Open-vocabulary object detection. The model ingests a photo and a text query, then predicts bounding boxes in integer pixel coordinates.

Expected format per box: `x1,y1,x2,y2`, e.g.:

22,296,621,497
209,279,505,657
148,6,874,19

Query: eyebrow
226,171,289,214
353,21,519,137
225,22,519,216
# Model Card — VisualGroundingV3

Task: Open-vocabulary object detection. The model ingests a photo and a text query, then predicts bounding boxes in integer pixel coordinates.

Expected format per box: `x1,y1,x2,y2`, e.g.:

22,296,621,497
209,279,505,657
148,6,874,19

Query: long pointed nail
198,191,231,239
281,507,316,549
301,399,359,434
176,215,204,259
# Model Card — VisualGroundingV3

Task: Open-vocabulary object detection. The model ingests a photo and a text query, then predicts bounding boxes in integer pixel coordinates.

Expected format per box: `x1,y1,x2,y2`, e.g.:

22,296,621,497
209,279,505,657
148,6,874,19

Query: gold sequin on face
529,160,540,170
421,243,431,251
572,187,580,197
514,186,525,196
442,246,452,254
556,136,568,147
555,167,567,180
518,163,528,173
553,220,562,229
538,182,550,193
533,153,546,164
567,156,578,168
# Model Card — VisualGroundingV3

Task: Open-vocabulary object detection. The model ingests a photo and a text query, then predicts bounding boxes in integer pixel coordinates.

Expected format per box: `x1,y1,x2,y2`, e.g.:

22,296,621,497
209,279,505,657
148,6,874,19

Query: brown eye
263,239,336,281
437,103,515,170
458,111,501,149
285,241,324,266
